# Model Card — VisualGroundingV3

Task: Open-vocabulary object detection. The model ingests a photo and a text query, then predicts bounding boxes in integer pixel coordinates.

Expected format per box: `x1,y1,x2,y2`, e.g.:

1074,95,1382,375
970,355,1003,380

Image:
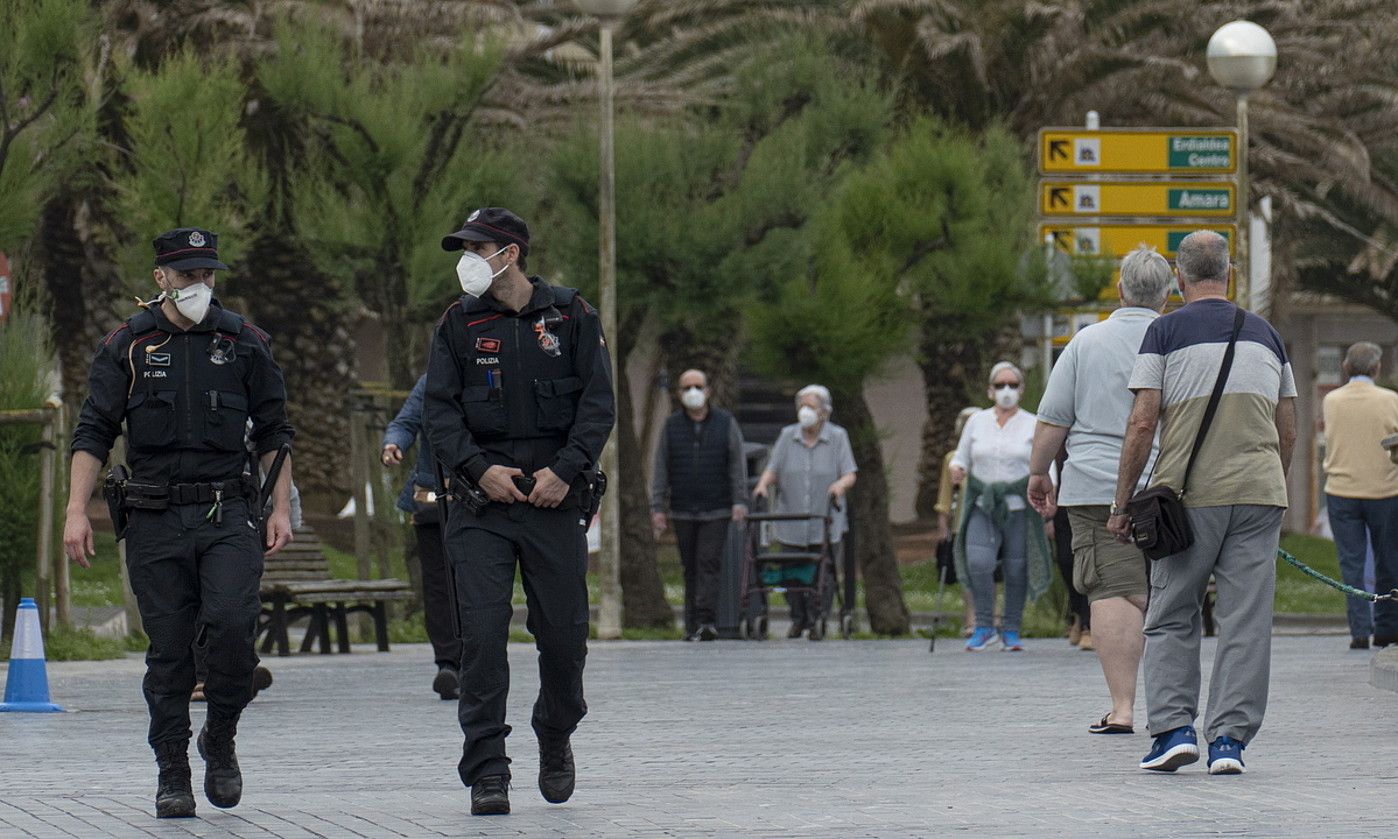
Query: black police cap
153,228,229,271
441,208,530,254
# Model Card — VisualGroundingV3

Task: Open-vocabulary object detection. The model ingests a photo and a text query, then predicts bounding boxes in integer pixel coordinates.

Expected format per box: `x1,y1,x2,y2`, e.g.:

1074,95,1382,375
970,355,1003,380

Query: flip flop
1088,714,1134,734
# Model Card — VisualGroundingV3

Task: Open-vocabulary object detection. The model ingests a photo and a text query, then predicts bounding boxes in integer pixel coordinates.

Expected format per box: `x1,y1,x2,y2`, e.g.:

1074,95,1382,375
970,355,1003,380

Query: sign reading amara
1039,128,1237,174
1039,223,1236,259
1040,181,1235,217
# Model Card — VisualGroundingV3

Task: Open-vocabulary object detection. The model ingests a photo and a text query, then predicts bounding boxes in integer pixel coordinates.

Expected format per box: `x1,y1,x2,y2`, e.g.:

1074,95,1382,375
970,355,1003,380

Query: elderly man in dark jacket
651,369,748,641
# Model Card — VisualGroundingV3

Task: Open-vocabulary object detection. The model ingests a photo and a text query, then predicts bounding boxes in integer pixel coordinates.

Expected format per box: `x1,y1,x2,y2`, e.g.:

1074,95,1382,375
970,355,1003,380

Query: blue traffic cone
0,598,64,713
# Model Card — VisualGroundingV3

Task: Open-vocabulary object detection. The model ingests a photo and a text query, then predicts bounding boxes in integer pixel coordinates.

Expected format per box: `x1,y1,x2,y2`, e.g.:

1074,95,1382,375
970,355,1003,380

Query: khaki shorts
1068,505,1148,602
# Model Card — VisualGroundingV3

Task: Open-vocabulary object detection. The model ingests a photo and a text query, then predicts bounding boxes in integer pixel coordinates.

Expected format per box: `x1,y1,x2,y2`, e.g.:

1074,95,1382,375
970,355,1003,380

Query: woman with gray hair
950,362,1053,651
753,384,858,639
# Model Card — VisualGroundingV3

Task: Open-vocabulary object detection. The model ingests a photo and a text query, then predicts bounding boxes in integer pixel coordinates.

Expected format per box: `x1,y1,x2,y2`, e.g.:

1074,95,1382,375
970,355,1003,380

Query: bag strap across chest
1180,306,1247,499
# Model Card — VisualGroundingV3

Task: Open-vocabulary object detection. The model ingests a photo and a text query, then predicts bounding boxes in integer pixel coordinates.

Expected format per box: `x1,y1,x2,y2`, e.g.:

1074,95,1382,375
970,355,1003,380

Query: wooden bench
258,525,414,657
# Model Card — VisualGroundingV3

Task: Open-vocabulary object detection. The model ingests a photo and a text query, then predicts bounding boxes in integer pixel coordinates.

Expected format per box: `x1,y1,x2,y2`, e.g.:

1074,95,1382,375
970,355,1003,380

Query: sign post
1036,123,1244,347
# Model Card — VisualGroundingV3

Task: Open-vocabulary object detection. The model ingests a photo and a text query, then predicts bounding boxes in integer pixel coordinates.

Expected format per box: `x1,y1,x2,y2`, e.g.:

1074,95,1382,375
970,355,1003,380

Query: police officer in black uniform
63,228,295,819
425,208,614,816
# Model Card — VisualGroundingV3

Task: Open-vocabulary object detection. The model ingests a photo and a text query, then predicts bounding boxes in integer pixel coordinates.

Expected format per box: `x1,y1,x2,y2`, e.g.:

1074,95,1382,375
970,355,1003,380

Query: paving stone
1,636,1392,836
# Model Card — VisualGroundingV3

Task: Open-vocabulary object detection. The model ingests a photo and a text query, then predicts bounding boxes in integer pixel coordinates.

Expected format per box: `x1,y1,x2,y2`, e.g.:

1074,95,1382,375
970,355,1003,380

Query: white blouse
949,408,1042,511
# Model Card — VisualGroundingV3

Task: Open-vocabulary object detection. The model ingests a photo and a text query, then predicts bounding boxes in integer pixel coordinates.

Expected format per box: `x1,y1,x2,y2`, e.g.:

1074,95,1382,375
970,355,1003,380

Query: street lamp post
1207,20,1277,311
575,0,638,640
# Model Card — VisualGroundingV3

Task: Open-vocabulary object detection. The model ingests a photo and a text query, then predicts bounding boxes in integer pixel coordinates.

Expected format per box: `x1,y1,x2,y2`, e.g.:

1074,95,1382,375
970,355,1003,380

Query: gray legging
965,508,1028,633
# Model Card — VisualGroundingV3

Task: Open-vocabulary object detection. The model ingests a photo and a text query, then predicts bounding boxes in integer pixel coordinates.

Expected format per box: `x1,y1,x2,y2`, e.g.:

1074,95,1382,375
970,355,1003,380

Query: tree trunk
657,318,743,409
37,193,125,425
616,335,673,628
836,386,909,635
913,322,991,520
240,229,357,509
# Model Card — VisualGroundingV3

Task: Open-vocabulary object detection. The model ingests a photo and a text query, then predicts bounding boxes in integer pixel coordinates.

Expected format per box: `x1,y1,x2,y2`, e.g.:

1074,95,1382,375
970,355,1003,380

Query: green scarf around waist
952,474,1053,601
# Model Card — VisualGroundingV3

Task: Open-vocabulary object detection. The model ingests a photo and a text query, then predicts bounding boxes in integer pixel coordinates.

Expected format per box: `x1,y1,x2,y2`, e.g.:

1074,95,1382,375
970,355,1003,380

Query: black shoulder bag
1127,306,1245,561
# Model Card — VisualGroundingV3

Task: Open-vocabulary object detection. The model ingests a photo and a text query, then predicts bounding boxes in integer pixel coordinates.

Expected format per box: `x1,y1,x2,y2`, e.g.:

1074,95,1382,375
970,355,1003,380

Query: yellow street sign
1039,181,1236,218
1040,224,1237,259
1039,129,1237,174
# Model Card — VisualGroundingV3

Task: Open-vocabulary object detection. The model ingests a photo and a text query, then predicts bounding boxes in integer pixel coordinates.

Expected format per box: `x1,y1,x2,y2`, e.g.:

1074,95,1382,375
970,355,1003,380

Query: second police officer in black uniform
425,207,615,816
63,228,295,819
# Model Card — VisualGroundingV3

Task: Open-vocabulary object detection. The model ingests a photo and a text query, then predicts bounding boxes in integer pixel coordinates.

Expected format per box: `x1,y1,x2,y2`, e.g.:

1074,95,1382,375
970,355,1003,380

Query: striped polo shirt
1128,298,1297,508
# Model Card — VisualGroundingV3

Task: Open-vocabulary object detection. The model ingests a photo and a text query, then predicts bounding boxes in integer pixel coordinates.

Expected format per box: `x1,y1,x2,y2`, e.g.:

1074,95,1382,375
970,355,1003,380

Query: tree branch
313,112,379,156
0,67,62,174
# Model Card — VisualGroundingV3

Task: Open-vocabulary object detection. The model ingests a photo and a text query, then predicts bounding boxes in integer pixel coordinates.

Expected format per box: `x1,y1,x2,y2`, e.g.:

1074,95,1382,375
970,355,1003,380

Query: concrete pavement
1,636,1392,837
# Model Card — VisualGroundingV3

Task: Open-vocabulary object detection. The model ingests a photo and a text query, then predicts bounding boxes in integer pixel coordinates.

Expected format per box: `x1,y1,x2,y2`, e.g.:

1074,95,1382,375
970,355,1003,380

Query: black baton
433,458,463,641
256,443,292,548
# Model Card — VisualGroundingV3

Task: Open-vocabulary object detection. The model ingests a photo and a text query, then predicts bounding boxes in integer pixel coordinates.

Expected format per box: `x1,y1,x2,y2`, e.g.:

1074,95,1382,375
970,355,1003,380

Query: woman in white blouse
950,361,1053,653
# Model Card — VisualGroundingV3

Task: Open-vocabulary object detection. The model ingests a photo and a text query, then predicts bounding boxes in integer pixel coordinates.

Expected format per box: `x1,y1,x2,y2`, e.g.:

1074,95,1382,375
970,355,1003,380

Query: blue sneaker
1000,630,1025,651
965,627,999,652
1207,736,1246,775
1140,725,1199,772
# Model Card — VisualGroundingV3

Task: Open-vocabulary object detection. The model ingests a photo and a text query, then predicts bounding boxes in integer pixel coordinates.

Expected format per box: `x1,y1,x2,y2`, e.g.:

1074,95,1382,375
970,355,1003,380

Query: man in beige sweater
1322,341,1398,649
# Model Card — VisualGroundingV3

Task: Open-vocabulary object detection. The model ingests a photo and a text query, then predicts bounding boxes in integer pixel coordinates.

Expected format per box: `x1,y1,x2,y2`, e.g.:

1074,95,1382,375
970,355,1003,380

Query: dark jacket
424,278,614,487
71,301,294,484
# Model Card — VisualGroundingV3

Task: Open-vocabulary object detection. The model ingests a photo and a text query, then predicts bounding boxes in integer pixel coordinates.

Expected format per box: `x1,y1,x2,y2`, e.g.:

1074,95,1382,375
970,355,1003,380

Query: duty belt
165,479,252,506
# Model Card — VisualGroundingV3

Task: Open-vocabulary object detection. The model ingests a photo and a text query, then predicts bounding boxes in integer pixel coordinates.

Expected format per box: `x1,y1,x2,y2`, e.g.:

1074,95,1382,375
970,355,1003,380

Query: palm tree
849,0,1398,512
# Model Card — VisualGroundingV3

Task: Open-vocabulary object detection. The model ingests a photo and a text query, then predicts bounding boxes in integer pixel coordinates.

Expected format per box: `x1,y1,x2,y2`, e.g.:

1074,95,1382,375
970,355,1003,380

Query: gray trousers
1143,504,1282,745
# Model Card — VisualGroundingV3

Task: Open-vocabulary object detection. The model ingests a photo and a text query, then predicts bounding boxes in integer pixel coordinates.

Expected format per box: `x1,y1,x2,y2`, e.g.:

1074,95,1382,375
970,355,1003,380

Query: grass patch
43,624,129,661
1275,533,1346,614
67,530,124,608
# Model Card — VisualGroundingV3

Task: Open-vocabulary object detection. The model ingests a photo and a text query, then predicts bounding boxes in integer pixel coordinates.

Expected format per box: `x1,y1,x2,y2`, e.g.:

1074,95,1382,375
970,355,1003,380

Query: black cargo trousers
125,495,262,746
446,498,590,786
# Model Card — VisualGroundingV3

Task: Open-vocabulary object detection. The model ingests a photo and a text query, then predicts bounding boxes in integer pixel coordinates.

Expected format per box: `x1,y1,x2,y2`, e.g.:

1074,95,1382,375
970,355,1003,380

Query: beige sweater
1323,379,1398,499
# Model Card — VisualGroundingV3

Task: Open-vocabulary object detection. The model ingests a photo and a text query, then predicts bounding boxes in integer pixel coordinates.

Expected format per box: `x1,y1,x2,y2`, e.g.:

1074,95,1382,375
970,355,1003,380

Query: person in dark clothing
383,373,464,699
1053,450,1091,649
650,369,748,641
424,207,615,817
63,228,295,819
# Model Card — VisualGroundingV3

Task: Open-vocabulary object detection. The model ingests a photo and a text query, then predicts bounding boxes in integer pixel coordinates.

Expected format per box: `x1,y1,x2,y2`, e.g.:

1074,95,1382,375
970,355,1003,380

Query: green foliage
547,37,895,348
1067,253,1117,304
0,314,54,637
258,19,508,383
0,0,91,250
111,49,260,293
752,118,1043,385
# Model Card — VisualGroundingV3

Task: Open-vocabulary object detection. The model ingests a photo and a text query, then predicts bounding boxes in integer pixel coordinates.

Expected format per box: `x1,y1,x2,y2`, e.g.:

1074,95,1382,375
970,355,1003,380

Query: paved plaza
1,635,1392,837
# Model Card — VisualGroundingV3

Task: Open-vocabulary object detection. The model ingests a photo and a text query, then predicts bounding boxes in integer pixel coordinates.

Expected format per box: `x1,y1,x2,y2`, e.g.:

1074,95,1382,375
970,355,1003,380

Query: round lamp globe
1207,21,1277,93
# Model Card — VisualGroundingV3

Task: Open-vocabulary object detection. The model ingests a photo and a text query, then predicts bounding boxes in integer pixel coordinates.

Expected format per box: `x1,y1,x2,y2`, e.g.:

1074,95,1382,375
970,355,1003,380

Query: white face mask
456,247,509,297
797,405,820,429
680,387,707,410
991,385,1021,410
167,281,212,324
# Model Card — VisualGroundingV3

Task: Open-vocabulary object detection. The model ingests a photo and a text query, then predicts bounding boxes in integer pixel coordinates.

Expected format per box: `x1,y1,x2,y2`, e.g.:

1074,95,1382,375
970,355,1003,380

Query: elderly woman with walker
752,385,858,640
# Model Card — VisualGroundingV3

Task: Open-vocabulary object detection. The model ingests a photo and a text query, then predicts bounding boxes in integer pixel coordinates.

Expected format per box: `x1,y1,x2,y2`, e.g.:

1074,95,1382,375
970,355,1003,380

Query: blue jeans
1327,494,1398,640
966,508,1027,633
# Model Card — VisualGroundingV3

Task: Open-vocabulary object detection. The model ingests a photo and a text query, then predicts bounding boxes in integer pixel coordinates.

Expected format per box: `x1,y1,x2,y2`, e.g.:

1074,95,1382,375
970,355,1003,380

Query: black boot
197,716,243,808
471,774,510,815
153,741,196,818
432,666,460,700
538,738,575,804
